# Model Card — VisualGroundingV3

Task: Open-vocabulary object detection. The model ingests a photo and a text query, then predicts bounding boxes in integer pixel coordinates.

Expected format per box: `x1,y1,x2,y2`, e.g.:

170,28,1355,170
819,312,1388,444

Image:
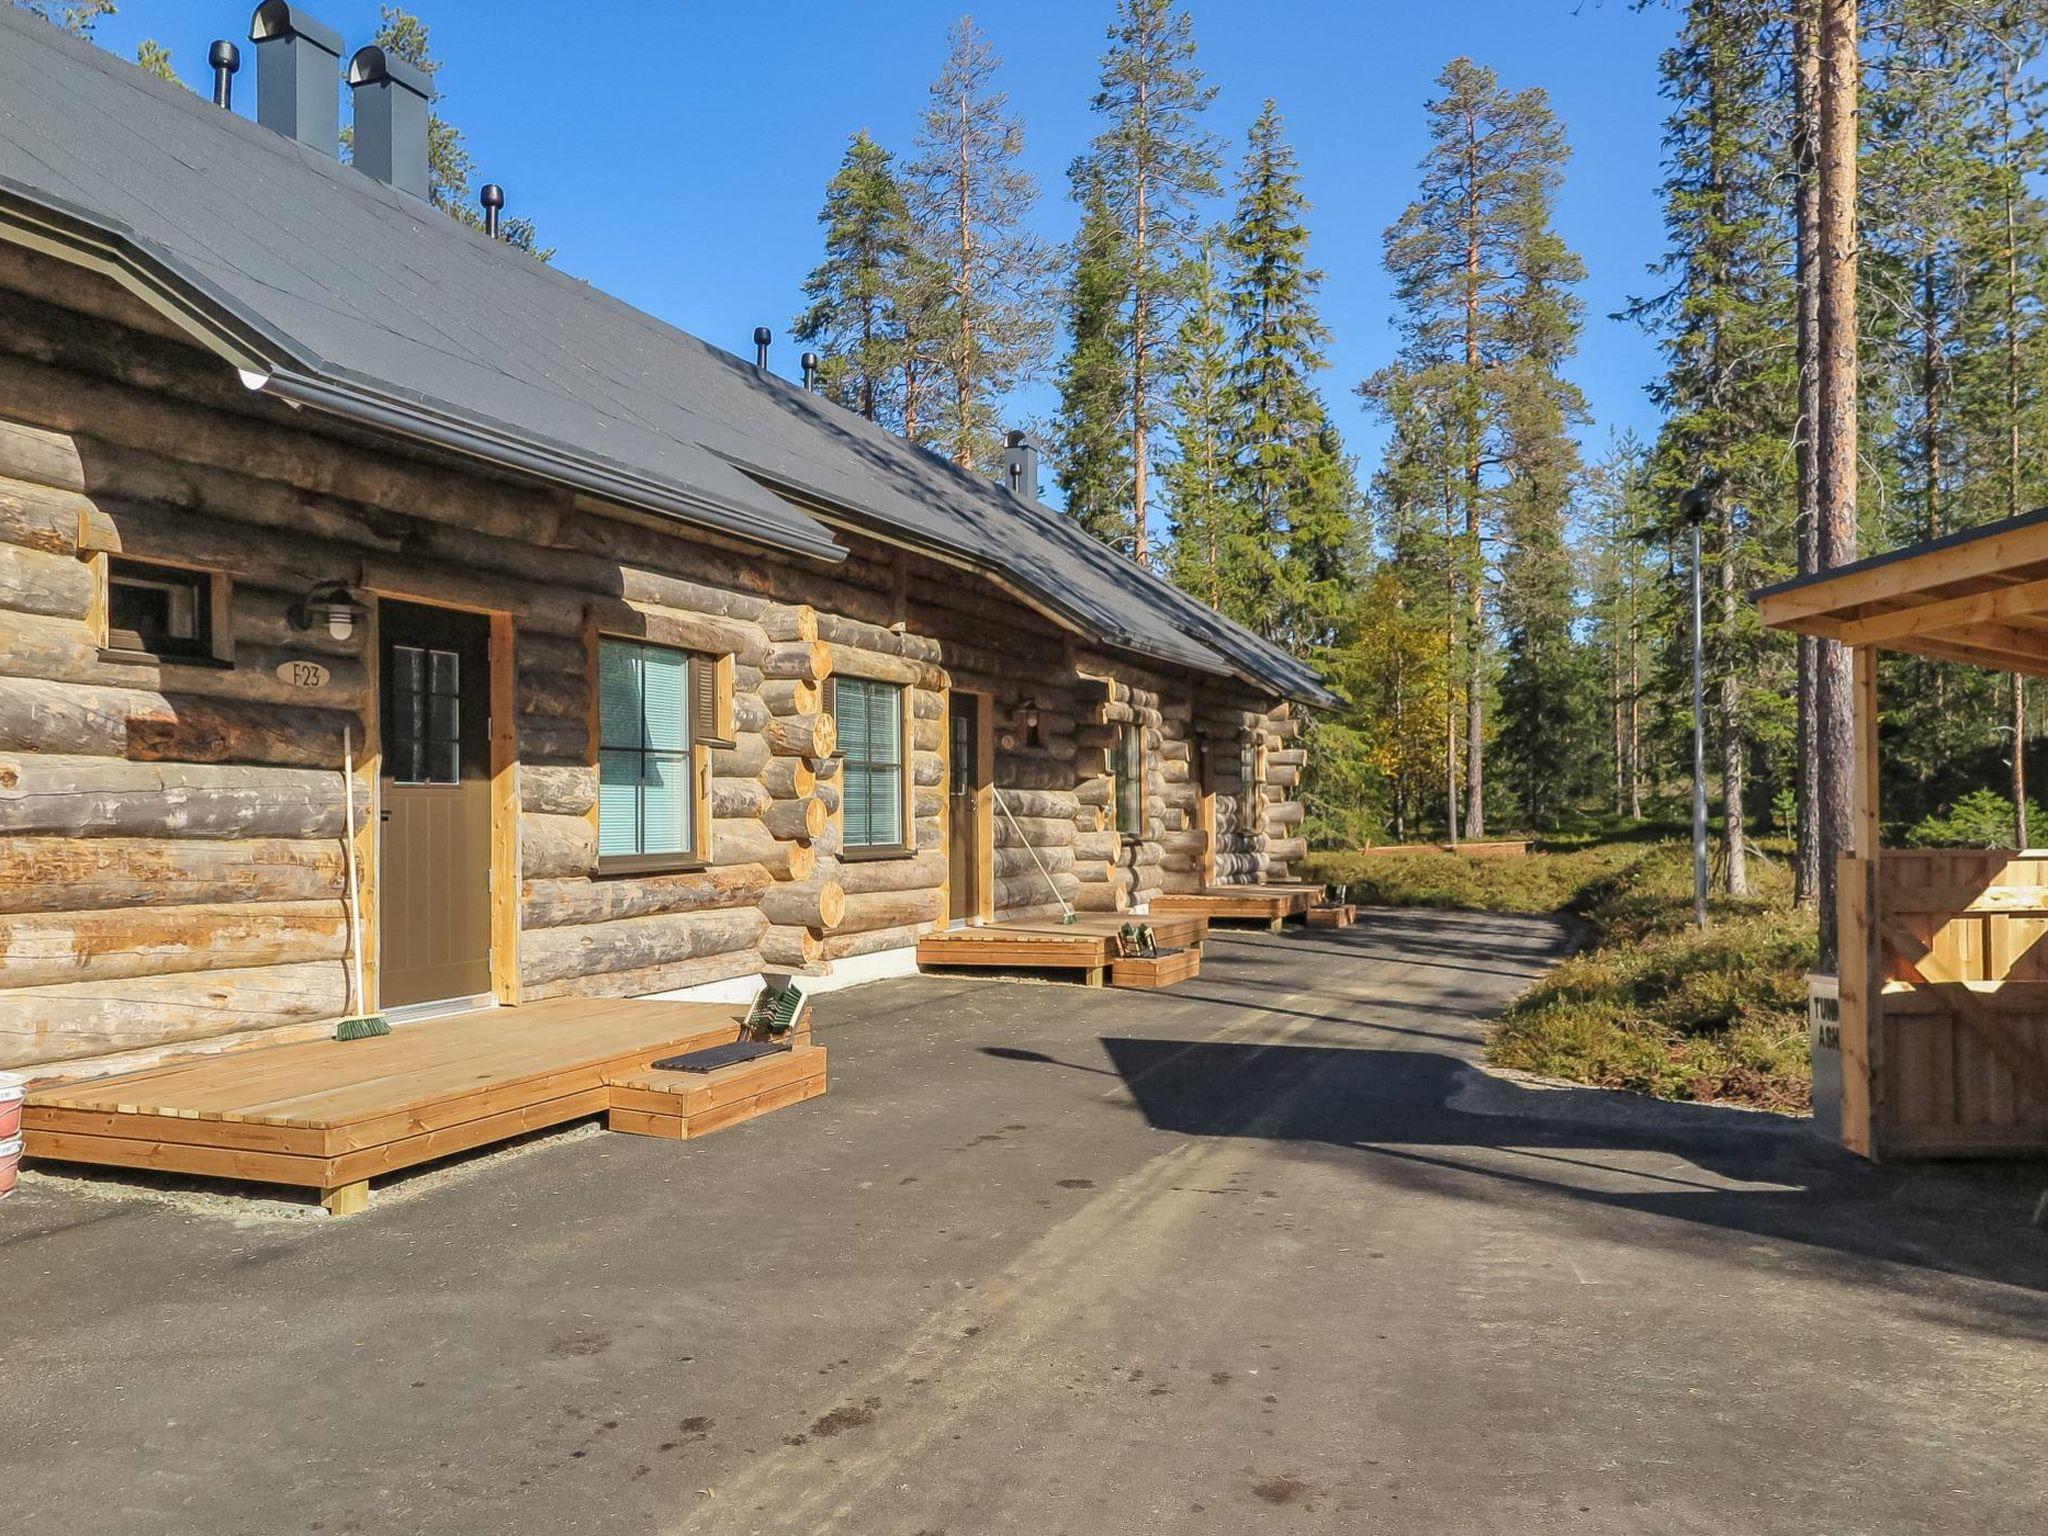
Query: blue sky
97,1,1679,476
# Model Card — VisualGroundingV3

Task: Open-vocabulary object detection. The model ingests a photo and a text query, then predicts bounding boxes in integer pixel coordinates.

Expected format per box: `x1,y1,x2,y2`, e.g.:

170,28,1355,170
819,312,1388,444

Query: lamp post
1679,479,1715,931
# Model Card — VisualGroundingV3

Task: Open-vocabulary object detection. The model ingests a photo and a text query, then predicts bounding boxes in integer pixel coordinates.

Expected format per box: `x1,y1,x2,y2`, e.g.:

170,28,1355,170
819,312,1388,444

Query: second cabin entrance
949,692,990,925
378,600,494,1012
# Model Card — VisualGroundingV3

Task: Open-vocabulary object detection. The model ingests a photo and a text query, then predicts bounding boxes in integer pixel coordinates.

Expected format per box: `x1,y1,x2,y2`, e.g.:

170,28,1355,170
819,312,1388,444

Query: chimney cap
209,39,242,71
248,2,343,55
753,326,773,347
480,183,505,211
346,44,432,98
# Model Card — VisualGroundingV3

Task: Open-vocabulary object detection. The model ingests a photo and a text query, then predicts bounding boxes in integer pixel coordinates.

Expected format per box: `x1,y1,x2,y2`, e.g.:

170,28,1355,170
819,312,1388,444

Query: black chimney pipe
800,352,820,392
480,183,504,238
753,327,772,370
209,40,241,109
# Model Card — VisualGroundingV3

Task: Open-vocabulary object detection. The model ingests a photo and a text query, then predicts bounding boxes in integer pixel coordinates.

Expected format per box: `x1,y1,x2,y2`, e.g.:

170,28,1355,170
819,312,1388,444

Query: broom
334,725,389,1040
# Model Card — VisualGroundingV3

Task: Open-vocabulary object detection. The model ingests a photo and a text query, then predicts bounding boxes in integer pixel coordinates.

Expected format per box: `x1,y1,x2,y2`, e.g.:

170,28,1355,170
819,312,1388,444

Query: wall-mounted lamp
289,581,367,642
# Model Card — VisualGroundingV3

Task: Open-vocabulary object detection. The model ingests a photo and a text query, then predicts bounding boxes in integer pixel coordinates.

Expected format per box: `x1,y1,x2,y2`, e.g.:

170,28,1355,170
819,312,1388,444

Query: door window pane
388,643,462,786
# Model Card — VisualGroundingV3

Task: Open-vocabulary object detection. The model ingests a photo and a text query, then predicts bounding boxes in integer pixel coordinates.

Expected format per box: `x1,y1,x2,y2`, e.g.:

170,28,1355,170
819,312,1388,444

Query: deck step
1110,947,1202,990
1306,904,1357,928
605,1044,828,1141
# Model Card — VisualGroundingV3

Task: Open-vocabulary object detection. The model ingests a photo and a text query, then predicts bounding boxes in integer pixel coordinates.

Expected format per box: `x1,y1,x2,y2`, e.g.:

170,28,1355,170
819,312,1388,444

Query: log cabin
0,6,1331,1084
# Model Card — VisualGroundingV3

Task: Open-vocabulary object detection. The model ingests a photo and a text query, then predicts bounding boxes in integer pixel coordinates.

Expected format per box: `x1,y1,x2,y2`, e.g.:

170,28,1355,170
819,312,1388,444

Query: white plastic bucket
0,1134,21,1200
0,1071,22,1143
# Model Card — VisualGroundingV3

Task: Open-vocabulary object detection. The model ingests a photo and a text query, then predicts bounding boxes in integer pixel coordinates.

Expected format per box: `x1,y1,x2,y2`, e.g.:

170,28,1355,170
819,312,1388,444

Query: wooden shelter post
1834,646,1882,1157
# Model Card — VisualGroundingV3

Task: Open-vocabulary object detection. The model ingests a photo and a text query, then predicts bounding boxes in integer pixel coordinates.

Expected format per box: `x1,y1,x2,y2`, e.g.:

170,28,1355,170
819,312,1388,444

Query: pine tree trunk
1793,0,1823,908
1461,115,1486,841
1131,79,1152,568
2017,678,2031,849
1814,0,1859,970
2005,53,2026,848
1719,501,1748,895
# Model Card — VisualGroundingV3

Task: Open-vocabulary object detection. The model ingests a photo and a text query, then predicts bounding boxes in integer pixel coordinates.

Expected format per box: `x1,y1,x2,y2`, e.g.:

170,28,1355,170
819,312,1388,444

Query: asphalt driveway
4,910,2043,1534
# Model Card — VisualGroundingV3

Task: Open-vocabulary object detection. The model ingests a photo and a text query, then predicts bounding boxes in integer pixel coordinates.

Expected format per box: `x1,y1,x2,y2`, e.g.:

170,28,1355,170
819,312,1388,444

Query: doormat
651,1040,792,1073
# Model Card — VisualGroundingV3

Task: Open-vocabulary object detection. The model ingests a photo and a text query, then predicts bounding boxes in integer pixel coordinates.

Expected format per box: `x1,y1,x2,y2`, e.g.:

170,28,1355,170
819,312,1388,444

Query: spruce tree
908,17,1054,473
792,132,928,429
1219,101,1339,644
135,38,174,81
11,1,113,35
1164,238,1248,601
1077,0,1222,565
1056,165,1134,546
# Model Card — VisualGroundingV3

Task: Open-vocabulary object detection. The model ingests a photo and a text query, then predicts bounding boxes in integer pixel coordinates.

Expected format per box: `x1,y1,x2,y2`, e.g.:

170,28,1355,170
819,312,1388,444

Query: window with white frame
835,676,907,852
597,637,699,869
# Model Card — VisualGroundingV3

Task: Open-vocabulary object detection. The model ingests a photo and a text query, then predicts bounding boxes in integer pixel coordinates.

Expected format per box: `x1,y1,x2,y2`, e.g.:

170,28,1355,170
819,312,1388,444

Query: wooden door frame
358,587,521,1012
941,688,995,927
1196,732,1219,888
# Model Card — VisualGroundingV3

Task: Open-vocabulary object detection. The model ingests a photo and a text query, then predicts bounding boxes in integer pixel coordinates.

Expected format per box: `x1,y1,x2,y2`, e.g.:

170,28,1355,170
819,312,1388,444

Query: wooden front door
378,600,495,1010
948,692,986,925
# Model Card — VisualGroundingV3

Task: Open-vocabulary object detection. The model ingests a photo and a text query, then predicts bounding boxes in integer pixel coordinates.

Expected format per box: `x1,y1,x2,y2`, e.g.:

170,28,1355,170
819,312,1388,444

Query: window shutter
690,655,721,746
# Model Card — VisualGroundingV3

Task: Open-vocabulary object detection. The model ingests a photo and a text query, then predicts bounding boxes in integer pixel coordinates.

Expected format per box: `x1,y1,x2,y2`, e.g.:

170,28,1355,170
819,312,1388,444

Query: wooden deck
916,911,1209,985
22,996,822,1213
1150,884,1318,929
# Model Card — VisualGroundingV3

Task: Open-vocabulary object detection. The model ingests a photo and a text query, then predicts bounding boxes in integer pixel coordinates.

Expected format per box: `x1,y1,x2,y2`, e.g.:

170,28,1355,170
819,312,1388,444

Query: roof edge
0,179,846,567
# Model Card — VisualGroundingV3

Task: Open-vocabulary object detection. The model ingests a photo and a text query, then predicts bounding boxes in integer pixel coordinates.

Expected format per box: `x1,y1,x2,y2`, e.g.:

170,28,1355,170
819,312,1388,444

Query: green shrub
1307,835,1814,1112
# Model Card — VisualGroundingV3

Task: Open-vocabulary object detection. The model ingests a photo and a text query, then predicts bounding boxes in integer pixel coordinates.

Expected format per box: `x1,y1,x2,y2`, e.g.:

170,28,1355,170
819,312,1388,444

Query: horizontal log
0,834,344,912
761,794,827,843
994,815,1077,850
711,732,770,779
0,427,86,506
765,712,834,759
517,630,587,677
1265,836,1308,863
912,751,943,789
758,603,818,643
761,877,846,931
761,678,820,717
837,848,946,895
760,923,824,969
0,898,345,988
519,906,767,987
910,687,945,720
1264,802,1305,830
836,888,944,936
521,763,597,818
519,714,588,763
1072,831,1122,863
991,871,1080,910
994,844,1074,880
761,758,816,800
710,779,771,821
762,641,832,683
731,692,770,736
522,945,761,1003
517,667,586,720
813,611,942,661
828,647,944,690
521,812,595,879
0,676,354,767
823,920,931,962
0,959,348,1068
619,569,769,626
0,541,93,619
987,788,1077,820
0,755,363,838
520,862,770,930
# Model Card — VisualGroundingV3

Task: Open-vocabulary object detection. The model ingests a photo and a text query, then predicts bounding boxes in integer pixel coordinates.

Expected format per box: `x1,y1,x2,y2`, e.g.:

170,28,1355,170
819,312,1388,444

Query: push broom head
334,1014,390,1041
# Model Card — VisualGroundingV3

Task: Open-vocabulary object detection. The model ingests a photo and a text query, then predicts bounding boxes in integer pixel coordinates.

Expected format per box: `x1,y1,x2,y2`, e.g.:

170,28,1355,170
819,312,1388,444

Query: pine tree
1218,101,1343,644
1367,59,1582,839
792,131,930,430
1056,165,1134,546
363,7,552,260
1582,436,1658,819
1077,0,1222,565
11,0,113,36
908,17,1054,473
135,38,174,81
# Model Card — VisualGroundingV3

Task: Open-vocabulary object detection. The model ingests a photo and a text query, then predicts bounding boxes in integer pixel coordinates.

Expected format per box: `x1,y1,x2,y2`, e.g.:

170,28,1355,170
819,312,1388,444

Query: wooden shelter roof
1755,507,2048,676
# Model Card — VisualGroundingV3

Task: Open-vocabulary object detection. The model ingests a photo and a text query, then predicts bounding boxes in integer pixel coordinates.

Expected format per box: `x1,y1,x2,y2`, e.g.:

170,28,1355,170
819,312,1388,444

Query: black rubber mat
651,1039,792,1073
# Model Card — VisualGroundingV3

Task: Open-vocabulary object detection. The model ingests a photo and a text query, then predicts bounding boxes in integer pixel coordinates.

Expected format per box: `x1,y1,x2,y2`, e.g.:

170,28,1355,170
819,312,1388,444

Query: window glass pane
836,679,905,848
428,647,460,697
599,640,643,751
597,748,642,856
639,646,691,752
639,752,692,854
869,765,903,845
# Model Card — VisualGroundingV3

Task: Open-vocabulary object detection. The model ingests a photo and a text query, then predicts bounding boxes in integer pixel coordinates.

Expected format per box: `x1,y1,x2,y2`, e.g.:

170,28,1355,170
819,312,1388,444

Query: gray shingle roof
0,9,1334,706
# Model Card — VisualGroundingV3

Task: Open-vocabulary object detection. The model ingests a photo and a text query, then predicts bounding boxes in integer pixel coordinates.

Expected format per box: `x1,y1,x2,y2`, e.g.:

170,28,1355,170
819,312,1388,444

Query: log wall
0,243,1310,1074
